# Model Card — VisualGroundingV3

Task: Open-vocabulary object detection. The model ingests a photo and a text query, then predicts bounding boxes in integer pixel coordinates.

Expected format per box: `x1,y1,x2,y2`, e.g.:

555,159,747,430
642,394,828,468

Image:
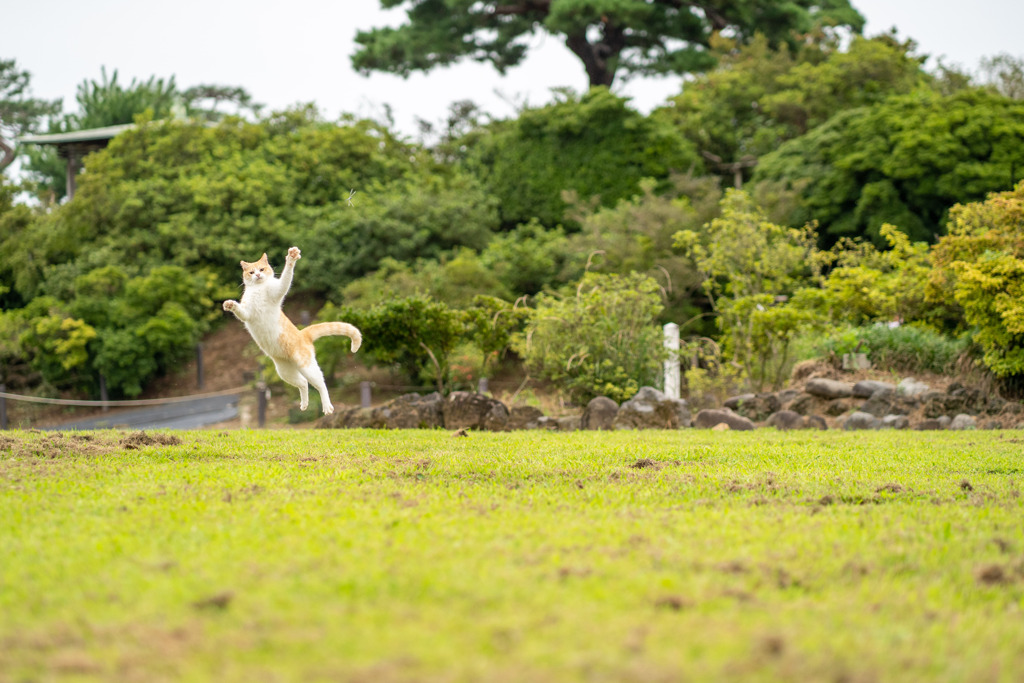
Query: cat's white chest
240,284,283,353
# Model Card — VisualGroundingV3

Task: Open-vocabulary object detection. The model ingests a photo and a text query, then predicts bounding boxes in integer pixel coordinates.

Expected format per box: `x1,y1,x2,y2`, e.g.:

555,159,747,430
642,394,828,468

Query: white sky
5,0,1024,139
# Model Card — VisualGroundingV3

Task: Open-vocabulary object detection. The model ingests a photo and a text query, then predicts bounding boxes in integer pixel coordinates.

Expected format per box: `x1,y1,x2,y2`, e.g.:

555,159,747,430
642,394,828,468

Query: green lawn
2,428,1023,682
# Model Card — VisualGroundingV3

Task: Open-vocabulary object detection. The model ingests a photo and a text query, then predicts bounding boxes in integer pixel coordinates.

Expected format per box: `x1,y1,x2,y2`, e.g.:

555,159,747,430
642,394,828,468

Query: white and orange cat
223,246,361,415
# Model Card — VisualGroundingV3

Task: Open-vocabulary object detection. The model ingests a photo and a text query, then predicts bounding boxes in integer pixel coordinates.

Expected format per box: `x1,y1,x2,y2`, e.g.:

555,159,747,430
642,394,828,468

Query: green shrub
515,272,665,404
815,324,969,375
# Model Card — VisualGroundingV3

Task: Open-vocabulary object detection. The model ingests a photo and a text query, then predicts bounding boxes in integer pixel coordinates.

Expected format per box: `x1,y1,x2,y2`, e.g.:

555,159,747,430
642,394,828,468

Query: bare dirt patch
119,431,182,450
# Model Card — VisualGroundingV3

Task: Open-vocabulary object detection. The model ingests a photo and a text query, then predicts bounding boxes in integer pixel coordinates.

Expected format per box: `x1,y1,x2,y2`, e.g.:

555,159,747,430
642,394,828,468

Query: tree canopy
752,89,1024,246
0,58,61,171
353,0,864,89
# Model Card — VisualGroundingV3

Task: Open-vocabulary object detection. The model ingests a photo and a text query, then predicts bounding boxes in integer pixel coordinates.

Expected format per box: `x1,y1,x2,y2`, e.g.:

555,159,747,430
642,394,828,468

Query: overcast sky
6,0,1024,139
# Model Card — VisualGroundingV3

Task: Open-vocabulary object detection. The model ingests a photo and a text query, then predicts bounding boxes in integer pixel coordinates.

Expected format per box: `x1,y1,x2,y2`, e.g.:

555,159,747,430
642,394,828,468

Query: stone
508,405,545,430
581,396,619,430
765,410,806,430
375,392,444,429
915,418,946,430
825,399,857,417
842,411,881,430
787,392,831,416
897,377,931,397
803,415,828,430
443,391,510,431
949,414,978,430
693,408,755,431
723,393,755,410
860,388,898,417
711,422,731,431
805,378,855,399
557,415,582,432
613,386,691,430
726,393,780,421
880,414,910,430
852,380,896,399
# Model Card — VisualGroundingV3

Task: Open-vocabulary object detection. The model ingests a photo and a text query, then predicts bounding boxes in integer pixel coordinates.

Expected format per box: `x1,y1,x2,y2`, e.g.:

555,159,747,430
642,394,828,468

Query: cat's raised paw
222,300,237,312
323,402,334,415
287,246,301,262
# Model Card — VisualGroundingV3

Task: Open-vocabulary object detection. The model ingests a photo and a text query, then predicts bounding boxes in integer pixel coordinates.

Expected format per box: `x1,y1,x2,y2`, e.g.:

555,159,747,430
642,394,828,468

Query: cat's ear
261,253,269,263
240,260,249,269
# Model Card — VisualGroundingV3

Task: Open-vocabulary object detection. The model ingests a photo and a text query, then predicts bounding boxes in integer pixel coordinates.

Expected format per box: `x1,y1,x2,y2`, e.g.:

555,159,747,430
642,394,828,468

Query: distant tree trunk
564,19,626,88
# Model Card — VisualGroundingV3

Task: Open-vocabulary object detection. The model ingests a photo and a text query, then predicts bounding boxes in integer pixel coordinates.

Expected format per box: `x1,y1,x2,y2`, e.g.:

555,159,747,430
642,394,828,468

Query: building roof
19,123,135,146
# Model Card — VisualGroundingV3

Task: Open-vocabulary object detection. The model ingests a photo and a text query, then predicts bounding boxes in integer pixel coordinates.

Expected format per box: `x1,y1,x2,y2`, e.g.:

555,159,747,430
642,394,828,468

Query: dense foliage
353,0,863,89
464,88,700,229
753,89,1024,246
516,272,666,403
929,182,1024,376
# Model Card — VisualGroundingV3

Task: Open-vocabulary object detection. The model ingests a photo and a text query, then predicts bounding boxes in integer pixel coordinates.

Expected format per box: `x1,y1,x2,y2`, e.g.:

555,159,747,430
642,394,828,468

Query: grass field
2,428,1023,682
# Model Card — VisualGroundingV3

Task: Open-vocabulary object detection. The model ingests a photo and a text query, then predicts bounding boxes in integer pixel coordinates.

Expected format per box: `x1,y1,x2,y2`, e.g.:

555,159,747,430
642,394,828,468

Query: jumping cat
222,246,361,415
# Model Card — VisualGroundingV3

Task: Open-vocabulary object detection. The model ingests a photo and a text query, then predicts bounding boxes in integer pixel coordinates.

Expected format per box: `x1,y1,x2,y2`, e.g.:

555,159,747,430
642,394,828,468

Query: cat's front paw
222,300,238,312
287,246,301,263
322,401,334,415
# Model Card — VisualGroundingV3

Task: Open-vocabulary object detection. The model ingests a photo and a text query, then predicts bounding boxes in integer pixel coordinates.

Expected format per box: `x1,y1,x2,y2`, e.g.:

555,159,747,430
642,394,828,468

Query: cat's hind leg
274,359,310,411
299,360,334,415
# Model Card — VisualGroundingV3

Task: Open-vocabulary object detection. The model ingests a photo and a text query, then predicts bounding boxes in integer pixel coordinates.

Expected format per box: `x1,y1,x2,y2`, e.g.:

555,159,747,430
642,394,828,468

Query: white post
663,322,680,399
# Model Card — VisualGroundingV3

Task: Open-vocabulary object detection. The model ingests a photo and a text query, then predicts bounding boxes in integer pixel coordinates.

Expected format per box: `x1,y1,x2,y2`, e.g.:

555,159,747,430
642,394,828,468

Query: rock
852,380,896,399
841,411,881,430
787,392,831,416
375,392,445,429
805,378,855,399
938,415,952,429
508,405,545,430
950,414,978,430
861,388,897,417
804,415,828,430
581,396,619,430
982,419,1003,430
897,377,931,397
915,418,946,430
535,416,561,431
776,389,801,406
693,408,755,431
880,414,910,430
825,399,857,417
724,393,780,421
317,392,445,429
557,416,582,432
711,423,731,431
613,386,691,429
723,393,755,410
765,410,807,430
443,391,510,431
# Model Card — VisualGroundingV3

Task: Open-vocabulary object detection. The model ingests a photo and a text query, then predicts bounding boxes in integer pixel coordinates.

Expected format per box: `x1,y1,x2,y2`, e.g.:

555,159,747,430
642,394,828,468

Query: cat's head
240,254,273,285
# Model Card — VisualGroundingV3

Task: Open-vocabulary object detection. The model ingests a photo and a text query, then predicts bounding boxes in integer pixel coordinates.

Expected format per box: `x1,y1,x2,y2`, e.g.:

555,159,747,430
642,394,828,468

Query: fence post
360,381,372,408
477,377,489,394
256,380,267,428
99,374,109,412
663,322,680,400
0,383,7,430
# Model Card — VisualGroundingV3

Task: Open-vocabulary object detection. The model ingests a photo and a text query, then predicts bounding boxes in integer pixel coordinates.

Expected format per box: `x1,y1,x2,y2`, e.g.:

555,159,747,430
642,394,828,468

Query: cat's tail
303,322,362,352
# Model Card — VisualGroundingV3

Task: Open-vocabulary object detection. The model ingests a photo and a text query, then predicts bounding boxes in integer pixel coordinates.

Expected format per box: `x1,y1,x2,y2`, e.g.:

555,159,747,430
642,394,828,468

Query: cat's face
240,254,273,285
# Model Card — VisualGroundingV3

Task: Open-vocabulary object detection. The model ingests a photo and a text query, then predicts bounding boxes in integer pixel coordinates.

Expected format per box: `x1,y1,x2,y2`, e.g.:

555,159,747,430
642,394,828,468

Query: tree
979,53,1024,100
464,87,698,229
752,89,1024,246
675,189,826,389
929,181,1024,377
654,33,929,188
0,59,61,171
354,0,864,89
